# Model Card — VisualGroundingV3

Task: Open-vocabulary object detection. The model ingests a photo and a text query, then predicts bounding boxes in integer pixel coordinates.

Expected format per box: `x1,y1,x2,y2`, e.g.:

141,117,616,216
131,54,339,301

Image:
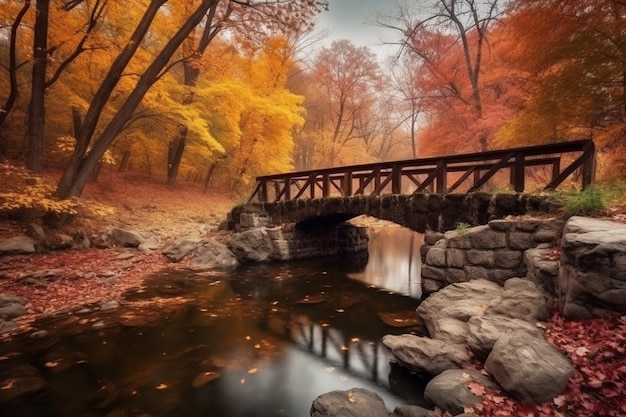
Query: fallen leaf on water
192,371,220,388
248,368,258,374
1,380,15,390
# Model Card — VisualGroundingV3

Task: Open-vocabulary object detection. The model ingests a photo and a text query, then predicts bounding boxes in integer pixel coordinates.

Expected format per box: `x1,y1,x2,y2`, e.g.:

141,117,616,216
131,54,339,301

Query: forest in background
0,0,625,208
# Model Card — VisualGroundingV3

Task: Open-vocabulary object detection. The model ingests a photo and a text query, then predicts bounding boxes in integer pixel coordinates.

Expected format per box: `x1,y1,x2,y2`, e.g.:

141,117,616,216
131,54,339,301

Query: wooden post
322,173,330,197
581,141,595,189
344,171,353,196
512,153,525,192
284,176,291,201
392,165,401,194
436,160,446,194
273,180,280,202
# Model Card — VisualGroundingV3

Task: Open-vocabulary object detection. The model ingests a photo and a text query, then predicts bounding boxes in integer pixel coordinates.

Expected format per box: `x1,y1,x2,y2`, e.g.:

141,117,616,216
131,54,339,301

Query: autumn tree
164,0,327,187
53,0,326,199
390,54,424,158
0,0,30,149
496,0,626,179
24,0,108,173
389,0,502,153
308,40,383,167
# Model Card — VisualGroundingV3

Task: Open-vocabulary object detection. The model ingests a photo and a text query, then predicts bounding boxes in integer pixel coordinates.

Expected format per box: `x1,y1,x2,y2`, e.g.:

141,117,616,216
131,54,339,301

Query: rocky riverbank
310,216,626,417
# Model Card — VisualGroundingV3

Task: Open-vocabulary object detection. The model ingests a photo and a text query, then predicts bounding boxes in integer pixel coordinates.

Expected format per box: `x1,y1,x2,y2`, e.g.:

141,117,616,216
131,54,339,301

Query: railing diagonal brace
468,152,515,192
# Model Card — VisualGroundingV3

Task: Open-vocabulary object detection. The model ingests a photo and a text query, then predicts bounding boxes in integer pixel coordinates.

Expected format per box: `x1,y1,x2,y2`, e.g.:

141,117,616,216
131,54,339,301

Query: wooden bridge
248,140,595,203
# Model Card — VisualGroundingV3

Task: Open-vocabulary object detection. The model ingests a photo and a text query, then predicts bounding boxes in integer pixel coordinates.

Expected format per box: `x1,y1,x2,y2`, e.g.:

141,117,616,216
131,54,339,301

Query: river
1,221,427,417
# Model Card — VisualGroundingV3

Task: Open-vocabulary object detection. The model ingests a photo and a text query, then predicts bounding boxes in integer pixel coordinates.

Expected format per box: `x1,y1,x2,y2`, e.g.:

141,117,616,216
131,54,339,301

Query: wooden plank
544,151,592,190
448,167,476,193
322,173,330,198
468,152,515,192
343,171,353,196
392,165,402,194
436,160,446,194
415,166,441,193
293,173,317,200
513,153,525,192
355,167,380,195
581,141,595,188
247,140,594,201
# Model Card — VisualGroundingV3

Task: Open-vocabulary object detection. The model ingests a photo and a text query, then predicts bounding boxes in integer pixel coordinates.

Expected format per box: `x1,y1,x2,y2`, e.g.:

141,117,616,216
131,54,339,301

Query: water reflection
0,224,427,417
350,217,423,298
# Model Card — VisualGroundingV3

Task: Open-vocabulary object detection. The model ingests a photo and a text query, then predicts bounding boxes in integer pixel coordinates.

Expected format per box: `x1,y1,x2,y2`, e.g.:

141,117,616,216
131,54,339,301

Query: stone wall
228,222,369,262
421,218,564,295
559,216,626,319
421,216,626,319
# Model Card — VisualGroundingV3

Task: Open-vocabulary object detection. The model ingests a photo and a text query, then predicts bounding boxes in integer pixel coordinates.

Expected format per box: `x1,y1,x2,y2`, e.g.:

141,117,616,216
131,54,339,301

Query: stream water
1,222,428,417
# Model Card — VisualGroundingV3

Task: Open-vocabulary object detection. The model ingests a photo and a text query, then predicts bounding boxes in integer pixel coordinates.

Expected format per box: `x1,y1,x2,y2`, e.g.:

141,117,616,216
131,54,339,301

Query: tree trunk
0,1,31,130
203,160,218,192
72,107,82,137
165,2,221,186
27,0,50,173
56,0,168,198
56,0,216,199
167,127,187,187
118,149,131,171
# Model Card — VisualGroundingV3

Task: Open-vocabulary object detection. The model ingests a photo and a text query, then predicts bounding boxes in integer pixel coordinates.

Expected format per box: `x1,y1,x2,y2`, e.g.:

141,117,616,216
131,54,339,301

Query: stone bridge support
228,192,557,233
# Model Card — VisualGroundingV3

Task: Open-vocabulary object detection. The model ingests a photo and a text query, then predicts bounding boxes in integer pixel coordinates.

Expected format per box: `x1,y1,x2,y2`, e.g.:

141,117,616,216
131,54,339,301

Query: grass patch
550,181,626,216
455,221,472,235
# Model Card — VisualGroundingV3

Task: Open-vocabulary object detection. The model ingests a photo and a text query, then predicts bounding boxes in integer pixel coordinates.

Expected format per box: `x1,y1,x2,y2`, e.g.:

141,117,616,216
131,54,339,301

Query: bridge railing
248,139,595,203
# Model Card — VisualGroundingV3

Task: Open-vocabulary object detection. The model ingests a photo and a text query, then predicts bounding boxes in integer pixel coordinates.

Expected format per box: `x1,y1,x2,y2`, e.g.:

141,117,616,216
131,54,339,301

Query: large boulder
162,236,203,262
417,279,502,336
310,388,392,417
424,369,498,415
485,278,550,322
485,330,574,403
382,334,470,375
466,315,543,360
559,216,626,318
228,228,275,262
190,239,239,270
0,236,35,255
110,228,145,247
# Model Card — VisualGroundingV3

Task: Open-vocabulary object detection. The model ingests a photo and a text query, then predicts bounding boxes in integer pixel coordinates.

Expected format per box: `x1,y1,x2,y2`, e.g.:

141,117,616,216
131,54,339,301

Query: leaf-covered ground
462,307,626,417
0,171,235,334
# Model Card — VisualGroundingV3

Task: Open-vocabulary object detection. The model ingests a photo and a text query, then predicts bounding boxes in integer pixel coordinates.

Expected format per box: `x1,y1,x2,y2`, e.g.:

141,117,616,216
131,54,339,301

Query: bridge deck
249,139,595,203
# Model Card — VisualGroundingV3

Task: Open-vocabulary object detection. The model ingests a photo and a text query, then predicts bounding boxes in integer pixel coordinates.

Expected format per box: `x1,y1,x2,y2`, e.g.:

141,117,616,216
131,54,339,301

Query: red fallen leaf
490,395,506,404
553,394,567,407
467,381,486,396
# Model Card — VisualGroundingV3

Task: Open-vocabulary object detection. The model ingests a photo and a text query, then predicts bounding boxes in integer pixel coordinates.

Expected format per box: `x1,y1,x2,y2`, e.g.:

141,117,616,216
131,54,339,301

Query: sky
313,0,400,60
